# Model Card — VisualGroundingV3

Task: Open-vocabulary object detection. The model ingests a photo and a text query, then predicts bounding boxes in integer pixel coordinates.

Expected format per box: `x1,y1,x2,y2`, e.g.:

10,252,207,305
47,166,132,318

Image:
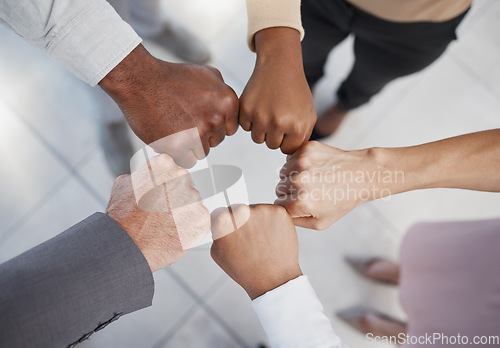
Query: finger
173,149,198,169
131,154,182,202
292,217,319,230
209,131,226,148
225,113,239,136
280,132,306,155
238,112,252,132
274,195,312,219
279,157,301,178
265,130,285,150
192,141,207,160
275,176,296,197
211,204,249,241
224,90,240,136
250,123,266,144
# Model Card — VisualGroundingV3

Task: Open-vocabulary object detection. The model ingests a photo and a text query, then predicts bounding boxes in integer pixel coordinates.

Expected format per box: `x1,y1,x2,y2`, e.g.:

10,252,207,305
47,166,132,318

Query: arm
0,213,154,348
275,129,500,230
0,0,140,86
0,154,210,347
0,1,239,168
253,276,348,348
210,204,345,348
240,1,316,154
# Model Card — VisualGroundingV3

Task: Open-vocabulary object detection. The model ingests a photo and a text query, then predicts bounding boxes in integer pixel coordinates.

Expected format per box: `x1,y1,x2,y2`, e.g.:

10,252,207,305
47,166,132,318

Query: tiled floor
1,0,499,347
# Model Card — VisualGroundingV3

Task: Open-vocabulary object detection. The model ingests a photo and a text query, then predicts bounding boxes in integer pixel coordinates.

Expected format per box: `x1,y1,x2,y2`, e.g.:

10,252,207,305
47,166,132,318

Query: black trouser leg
301,0,353,89
337,8,468,110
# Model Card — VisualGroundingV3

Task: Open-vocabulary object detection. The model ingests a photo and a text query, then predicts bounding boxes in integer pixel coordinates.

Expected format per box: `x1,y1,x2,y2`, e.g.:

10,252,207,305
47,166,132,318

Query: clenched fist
210,204,302,300
107,154,210,272
239,28,317,154
275,141,398,230
100,44,239,168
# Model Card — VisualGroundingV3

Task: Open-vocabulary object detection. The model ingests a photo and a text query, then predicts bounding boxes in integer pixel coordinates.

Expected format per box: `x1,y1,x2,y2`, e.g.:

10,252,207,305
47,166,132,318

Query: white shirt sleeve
0,0,141,86
252,275,348,348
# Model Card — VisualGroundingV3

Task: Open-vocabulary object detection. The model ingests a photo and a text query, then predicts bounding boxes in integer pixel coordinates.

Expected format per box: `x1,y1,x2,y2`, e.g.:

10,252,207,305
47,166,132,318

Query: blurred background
0,0,499,347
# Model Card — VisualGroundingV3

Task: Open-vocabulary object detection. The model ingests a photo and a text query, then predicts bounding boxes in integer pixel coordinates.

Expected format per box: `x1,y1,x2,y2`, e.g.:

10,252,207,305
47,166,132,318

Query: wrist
247,266,303,300
254,27,302,67
106,212,159,273
374,146,434,195
99,44,158,101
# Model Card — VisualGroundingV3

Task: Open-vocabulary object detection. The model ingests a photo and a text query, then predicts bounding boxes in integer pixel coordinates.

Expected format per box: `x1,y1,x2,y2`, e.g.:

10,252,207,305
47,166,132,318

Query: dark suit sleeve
0,212,155,348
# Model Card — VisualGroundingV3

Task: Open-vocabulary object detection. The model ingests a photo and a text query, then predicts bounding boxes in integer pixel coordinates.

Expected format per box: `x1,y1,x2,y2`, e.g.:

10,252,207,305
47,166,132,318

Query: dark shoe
309,127,331,141
99,121,134,177
309,102,348,140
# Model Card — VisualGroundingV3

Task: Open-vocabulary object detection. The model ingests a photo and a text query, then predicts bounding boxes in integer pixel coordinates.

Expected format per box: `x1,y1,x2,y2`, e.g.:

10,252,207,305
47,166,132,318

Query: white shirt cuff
46,0,142,86
252,275,347,348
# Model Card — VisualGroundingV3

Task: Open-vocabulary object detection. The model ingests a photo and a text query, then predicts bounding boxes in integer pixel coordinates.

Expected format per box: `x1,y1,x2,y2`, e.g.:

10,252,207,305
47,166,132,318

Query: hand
210,204,302,300
275,141,402,230
99,44,239,168
239,28,317,154
107,154,211,272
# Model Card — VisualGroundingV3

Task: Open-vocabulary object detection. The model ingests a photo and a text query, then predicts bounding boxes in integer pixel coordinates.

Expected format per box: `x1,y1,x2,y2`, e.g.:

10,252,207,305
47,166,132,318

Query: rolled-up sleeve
245,0,304,52
0,0,141,86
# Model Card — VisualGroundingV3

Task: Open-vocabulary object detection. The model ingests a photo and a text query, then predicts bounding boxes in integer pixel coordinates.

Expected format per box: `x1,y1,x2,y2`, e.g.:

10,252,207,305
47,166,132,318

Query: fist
275,141,388,230
211,204,302,300
239,28,316,154
107,154,210,272
100,45,239,168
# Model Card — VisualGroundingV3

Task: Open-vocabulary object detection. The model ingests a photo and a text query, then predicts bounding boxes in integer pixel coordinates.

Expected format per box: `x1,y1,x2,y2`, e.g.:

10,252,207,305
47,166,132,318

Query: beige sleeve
246,0,304,52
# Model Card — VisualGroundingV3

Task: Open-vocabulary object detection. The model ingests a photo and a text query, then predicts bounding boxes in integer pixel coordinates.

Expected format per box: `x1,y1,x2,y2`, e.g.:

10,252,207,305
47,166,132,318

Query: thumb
274,195,312,219
292,217,319,230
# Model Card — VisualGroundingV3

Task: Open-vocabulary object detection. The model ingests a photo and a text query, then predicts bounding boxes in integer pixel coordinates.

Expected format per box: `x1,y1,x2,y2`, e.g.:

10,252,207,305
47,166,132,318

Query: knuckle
273,204,289,217
213,208,233,226
155,153,175,167
296,155,311,170
197,204,211,228
216,89,238,113
175,168,190,180
313,219,328,231
207,113,225,129
211,66,222,76
115,174,129,183
271,115,285,129
230,204,245,220
306,141,321,151
251,110,268,124
238,100,253,117
298,197,313,211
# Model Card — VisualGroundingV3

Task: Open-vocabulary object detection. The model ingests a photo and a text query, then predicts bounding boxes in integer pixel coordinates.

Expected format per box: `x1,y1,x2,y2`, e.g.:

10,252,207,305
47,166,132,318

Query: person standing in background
302,0,472,140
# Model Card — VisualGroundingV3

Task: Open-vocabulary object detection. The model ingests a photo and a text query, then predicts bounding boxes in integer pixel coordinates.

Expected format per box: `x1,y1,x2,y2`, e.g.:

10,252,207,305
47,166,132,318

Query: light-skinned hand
275,141,400,230
107,154,210,272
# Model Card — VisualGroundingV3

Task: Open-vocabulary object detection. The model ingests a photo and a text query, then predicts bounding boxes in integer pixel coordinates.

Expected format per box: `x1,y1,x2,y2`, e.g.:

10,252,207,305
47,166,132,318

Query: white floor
1,0,499,347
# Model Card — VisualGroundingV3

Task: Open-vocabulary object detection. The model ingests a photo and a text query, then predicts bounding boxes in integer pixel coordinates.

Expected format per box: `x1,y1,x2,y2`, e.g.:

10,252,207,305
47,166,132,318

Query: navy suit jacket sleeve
0,212,154,348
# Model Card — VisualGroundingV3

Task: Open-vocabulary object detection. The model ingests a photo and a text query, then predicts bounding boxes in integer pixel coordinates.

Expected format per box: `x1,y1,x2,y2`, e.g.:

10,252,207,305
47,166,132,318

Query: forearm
377,129,500,194
254,27,303,67
0,213,154,347
0,0,141,85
